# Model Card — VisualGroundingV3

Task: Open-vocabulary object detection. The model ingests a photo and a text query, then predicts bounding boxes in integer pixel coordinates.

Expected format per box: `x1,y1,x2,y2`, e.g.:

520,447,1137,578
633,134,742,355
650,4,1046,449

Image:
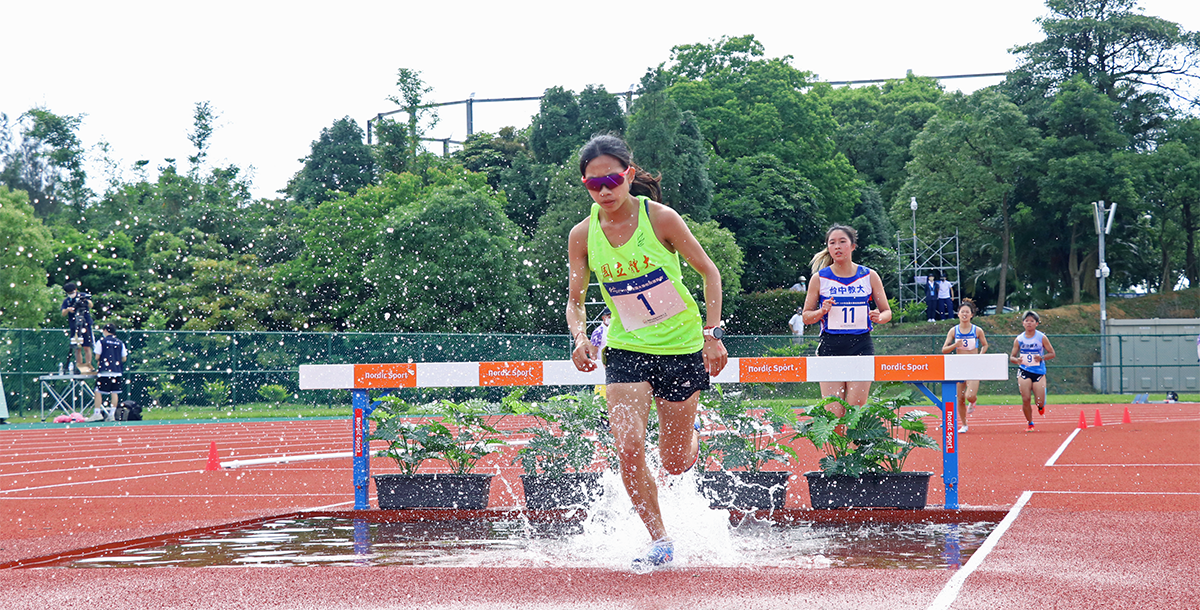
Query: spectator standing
936,275,955,320
90,323,128,422
788,306,805,344
925,272,938,322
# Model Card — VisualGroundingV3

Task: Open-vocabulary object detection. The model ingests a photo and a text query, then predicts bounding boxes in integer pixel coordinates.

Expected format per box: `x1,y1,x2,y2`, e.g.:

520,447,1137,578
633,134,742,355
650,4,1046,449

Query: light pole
911,197,919,299
1093,200,1116,393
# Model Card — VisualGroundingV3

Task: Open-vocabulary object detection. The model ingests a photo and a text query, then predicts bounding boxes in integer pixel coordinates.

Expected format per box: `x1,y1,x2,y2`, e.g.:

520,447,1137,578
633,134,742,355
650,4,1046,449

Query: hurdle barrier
300,353,1010,510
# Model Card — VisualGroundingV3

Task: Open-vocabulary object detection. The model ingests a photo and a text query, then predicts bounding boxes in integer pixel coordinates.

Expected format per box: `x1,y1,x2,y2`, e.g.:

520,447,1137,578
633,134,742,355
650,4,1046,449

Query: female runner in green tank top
566,134,728,572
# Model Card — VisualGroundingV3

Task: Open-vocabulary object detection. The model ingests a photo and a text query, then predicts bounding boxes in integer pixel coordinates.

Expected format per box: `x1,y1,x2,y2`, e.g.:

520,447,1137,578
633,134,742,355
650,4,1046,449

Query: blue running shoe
630,538,674,574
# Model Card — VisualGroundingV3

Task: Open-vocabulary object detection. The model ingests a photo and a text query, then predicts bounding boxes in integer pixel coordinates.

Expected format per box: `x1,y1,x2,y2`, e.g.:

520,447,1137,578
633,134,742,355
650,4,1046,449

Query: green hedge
726,289,807,335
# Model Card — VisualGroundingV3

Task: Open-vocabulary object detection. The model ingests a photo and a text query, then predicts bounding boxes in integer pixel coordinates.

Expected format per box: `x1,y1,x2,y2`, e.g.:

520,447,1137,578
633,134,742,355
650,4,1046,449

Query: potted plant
697,387,798,510
793,386,938,509
369,394,512,510
514,389,614,510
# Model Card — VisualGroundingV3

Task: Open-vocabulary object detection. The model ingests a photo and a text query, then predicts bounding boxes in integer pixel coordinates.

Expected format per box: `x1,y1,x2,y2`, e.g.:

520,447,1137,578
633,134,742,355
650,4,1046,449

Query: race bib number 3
605,268,688,332
827,304,869,330
960,337,977,351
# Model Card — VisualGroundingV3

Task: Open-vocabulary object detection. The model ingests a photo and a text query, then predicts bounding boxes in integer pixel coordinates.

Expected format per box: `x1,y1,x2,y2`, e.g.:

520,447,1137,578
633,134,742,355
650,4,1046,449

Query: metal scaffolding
895,230,961,312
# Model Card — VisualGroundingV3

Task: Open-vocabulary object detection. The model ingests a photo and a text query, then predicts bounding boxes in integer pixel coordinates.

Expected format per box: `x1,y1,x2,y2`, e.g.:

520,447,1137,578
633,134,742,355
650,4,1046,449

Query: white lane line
926,490,1034,610
0,494,352,499
0,470,199,494
1049,463,1200,467
306,500,357,510
223,452,365,468
1033,490,1200,495
1045,428,1081,466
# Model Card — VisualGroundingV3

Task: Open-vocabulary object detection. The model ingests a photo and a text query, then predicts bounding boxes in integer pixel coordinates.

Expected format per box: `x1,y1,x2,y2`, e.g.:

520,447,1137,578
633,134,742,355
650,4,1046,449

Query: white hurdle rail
300,353,1010,510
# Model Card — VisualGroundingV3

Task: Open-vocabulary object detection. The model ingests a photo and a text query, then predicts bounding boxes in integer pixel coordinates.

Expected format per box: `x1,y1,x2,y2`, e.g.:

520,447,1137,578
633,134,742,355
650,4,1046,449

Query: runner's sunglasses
582,169,629,191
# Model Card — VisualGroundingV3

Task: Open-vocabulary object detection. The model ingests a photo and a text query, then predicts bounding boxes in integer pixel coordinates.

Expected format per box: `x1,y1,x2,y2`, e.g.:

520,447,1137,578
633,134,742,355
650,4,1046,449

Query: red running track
0,402,1197,609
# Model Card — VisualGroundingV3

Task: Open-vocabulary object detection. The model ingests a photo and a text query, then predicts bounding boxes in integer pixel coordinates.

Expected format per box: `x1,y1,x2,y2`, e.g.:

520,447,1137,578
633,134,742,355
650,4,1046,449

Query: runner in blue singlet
1009,311,1056,432
801,224,892,411
940,299,988,433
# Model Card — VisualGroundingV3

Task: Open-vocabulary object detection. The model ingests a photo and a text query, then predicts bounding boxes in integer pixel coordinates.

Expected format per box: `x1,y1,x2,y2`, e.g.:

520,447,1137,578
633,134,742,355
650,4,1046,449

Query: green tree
0,187,57,327
285,117,376,207
662,35,861,222
679,216,744,321
897,89,1040,311
627,73,713,220
282,171,425,331
386,68,439,170
453,127,531,191
529,86,582,165
821,74,945,205
525,160,595,329
0,109,91,218
1035,77,1137,302
709,153,827,293
187,101,218,173
355,181,536,333
577,85,627,139
1005,0,1200,142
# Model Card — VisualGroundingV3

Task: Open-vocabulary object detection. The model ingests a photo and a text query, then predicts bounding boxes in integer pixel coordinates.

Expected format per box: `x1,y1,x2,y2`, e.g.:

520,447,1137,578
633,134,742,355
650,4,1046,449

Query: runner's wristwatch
703,325,725,340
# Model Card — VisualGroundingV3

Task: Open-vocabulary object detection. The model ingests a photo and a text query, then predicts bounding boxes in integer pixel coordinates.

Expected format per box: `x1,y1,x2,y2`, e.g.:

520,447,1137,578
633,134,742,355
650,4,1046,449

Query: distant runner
940,299,988,433
1010,311,1056,432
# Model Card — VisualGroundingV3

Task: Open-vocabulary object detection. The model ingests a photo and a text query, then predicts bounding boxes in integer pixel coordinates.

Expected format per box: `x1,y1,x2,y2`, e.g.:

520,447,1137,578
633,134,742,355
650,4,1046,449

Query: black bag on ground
116,400,142,421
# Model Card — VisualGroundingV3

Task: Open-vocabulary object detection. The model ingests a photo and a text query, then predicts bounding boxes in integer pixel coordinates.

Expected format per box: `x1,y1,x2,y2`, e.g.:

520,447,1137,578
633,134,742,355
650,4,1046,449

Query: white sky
3,0,1198,200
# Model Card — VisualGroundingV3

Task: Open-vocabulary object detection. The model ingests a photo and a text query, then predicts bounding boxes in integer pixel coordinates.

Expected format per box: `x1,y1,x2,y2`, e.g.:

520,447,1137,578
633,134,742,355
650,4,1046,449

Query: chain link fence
1,328,1190,417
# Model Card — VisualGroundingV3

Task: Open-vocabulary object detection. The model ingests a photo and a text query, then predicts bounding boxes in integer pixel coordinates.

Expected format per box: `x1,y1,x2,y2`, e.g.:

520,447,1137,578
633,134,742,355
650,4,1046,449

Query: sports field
1,401,1196,609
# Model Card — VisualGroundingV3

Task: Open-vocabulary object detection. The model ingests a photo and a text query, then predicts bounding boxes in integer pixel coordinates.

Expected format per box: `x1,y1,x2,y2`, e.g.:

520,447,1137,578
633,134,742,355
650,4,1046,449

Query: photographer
61,282,95,373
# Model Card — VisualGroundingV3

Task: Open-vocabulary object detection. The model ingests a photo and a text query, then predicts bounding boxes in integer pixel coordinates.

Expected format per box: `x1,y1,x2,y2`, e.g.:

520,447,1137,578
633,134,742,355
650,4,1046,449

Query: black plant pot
520,472,604,510
373,473,493,510
699,470,791,510
803,471,932,509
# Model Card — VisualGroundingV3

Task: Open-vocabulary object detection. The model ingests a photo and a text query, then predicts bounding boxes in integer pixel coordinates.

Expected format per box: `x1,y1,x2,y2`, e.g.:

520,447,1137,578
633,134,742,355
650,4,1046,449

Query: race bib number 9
960,337,977,351
827,304,869,331
1022,353,1038,366
605,268,688,332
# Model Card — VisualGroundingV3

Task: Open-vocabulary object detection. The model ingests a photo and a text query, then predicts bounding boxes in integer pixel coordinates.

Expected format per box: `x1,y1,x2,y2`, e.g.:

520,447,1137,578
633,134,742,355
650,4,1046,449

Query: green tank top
587,197,703,355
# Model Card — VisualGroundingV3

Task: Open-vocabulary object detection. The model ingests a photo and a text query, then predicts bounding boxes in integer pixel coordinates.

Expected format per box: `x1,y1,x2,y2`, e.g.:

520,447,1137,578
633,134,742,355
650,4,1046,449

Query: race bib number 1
827,304,869,331
605,268,688,332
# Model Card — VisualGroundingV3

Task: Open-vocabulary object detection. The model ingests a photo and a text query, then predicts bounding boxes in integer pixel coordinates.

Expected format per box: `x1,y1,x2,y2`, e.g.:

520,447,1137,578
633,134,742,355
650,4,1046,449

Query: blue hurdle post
351,389,371,510
940,380,960,510
910,381,960,510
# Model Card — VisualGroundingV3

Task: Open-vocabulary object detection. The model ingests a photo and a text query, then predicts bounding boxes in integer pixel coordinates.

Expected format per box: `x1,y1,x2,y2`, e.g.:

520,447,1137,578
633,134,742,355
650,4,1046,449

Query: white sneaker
967,402,976,414
85,411,104,422
957,425,968,434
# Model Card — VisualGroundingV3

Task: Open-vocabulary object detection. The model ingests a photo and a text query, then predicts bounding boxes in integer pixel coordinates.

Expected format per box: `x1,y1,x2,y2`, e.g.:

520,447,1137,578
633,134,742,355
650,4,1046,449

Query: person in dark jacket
90,323,128,422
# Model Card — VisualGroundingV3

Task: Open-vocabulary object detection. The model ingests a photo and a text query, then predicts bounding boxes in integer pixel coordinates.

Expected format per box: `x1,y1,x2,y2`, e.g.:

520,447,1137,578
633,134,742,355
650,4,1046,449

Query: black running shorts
603,347,710,403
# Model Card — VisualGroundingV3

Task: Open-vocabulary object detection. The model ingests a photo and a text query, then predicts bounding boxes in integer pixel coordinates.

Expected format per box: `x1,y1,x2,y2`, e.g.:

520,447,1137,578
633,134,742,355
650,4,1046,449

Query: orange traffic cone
205,441,221,471
1123,407,1132,424
1094,409,1103,427
1078,410,1088,429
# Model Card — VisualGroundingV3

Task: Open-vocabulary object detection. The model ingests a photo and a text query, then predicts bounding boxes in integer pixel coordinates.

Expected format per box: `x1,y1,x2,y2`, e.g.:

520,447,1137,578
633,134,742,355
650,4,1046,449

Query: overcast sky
3,0,1198,200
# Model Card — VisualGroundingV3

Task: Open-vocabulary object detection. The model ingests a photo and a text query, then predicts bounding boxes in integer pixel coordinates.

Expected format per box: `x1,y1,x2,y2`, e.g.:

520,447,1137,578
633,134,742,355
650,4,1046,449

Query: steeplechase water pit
27,355,1011,571
59,470,1001,570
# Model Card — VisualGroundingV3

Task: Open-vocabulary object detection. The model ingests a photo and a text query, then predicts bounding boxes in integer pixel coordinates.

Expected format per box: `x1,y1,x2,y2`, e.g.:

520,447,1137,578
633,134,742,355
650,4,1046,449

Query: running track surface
0,402,1197,609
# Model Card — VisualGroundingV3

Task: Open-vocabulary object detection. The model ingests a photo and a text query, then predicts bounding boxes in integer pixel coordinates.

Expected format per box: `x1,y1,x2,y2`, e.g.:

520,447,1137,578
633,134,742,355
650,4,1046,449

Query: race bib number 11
827,304,869,331
605,268,688,332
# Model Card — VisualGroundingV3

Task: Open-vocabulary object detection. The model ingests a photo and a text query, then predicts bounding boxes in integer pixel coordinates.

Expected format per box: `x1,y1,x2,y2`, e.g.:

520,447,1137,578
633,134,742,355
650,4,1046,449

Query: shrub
203,379,231,409
257,383,290,405
148,380,184,409
726,289,806,335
